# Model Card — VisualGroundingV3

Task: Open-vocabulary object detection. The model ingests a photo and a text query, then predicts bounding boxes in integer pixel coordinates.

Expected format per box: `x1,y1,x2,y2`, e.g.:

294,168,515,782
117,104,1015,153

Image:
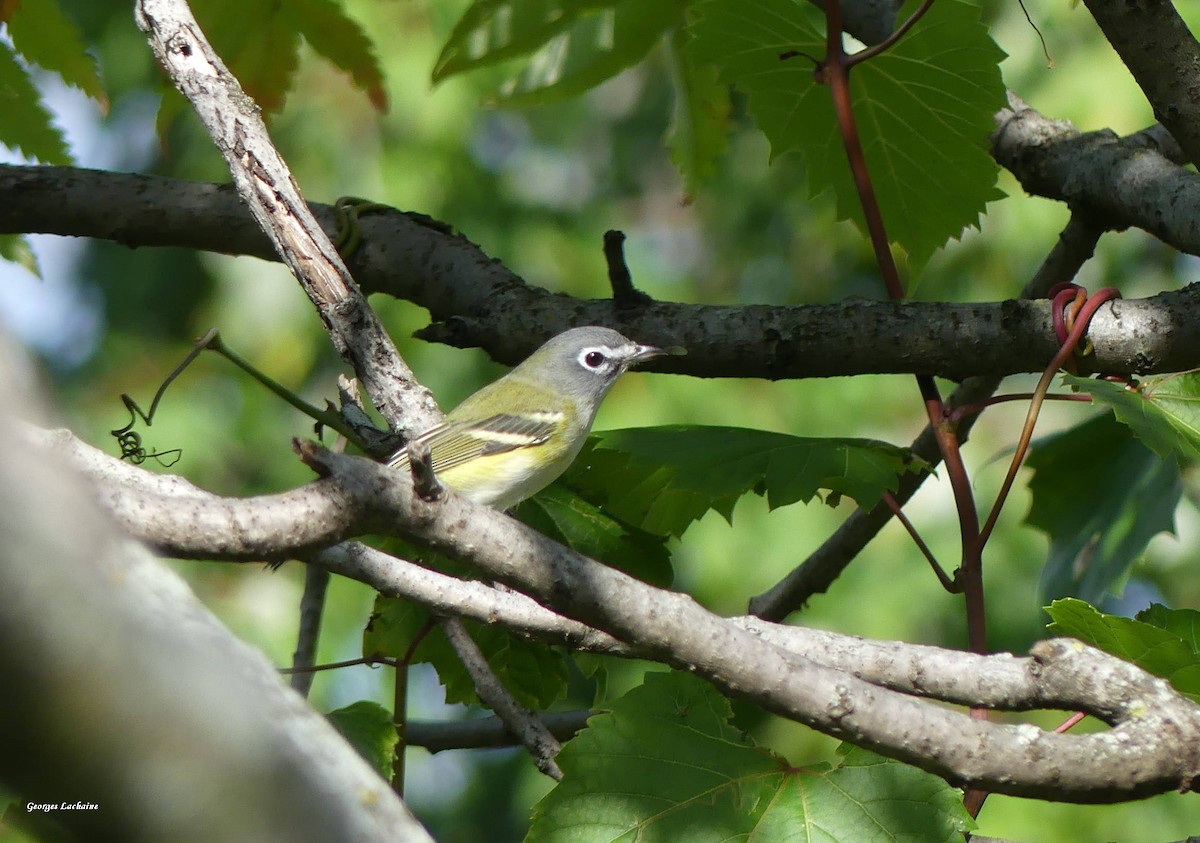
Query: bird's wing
389,411,564,473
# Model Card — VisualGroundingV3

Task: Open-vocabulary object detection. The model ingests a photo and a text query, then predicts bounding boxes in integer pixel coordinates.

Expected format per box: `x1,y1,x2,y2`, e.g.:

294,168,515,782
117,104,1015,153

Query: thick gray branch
992,95,1200,255
4,164,1200,380
1080,0,1200,165
37,425,1200,803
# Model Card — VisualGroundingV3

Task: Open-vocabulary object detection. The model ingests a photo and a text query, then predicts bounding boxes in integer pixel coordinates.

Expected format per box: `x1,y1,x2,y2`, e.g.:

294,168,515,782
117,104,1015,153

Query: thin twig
289,564,331,696
438,616,563,780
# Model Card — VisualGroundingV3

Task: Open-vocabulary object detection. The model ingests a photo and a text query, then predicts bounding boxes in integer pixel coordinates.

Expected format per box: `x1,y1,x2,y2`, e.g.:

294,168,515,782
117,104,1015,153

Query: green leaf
567,426,926,537
288,0,388,111
514,484,673,587
1138,603,1200,652
664,27,730,198
191,0,300,114
687,0,1006,268
364,595,570,710
193,0,388,116
0,40,72,164
326,700,398,781
434,0,687,106
1063,372,1200,464
1025,413,1180,603
0,234,41,278
1046,599,1200,703
528,670,972,842
5,0,106,105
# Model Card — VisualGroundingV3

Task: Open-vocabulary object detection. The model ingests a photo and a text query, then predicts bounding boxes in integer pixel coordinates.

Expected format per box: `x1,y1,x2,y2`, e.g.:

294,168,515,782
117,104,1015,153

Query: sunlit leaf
1064,372,1200,464
1046,599,1200,703
290,0,388,111
5,0,106,105
0,234,41,278
434,0,687,105
1026,413,1180,603
687,0,1006,268
528,670,972,842
0,40,72,164
567,426,926,537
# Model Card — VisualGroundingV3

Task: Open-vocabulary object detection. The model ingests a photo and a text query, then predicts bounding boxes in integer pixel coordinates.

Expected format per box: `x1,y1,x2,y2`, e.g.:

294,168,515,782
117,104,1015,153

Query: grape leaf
1046,599,1200,703
0,40,71,164
290,0,387,111
528,670,972,842
514,484,673,586
687,0,1006,268
326,701,397,781
0,234,41,278
5,0,106,105
364,595,570,710
1063,372,1200,464
567,426,926,537
433,0,686,106
1138,603,1200,652
664,27,730,198
1025,413,1180,603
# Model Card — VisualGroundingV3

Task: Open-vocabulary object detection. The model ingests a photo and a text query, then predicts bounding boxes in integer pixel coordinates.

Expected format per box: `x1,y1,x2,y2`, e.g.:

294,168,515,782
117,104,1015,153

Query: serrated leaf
364,595,570,710
1046,598,1200,703
514,484,673,587
159,0,383,134
0,40,72,164
189,0,300,114
5,0,106,105
289,0,388,111
664,27,729,198
327,700,397,781
687,0,1006,269
567,426,926,537
1026,413,1180,603
1064,372,1200,464
433,0,583,82
528,670,972,842
0,234,41,278
1138,603,1200,652
435,0,687,106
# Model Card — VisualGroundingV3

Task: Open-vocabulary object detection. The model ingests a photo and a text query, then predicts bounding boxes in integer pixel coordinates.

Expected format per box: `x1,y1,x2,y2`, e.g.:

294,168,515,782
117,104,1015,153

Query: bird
388,326,664,509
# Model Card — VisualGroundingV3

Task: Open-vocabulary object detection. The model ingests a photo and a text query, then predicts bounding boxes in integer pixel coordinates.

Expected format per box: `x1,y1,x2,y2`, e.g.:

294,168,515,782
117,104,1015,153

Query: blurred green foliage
3,0,1200,840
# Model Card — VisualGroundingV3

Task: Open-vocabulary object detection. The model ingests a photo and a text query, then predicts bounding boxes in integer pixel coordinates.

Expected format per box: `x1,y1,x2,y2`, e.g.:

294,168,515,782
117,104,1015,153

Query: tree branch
30,422,1200,803
133,0,440,437
437,617,563,779
1079,0,1200,165
3,162,1200,380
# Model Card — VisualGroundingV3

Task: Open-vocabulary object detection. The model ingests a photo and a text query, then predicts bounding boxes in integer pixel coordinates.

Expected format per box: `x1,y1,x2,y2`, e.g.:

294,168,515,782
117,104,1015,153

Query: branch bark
29,421,1200,804
133,0,440,437
4,159,1200,380
1079,0,1200,165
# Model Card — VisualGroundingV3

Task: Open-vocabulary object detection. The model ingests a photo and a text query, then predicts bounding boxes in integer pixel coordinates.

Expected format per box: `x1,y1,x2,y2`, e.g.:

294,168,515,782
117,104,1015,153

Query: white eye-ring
581,348,608,370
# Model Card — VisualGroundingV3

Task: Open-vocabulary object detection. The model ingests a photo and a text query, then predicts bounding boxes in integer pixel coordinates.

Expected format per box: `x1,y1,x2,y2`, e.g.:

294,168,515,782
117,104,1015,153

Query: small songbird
388,326,664,509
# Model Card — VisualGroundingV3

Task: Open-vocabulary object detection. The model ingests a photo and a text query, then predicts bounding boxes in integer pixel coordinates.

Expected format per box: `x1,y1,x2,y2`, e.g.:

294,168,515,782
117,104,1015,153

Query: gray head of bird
516,326,664,402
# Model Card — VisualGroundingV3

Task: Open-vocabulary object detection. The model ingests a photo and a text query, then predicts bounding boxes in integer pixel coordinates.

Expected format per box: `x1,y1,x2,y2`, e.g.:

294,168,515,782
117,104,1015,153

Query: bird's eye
583,350,607,369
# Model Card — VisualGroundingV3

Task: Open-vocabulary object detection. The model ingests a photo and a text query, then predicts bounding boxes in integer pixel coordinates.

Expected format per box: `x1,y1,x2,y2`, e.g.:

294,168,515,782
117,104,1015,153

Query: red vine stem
822,0,984,648
976,288,1121,550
